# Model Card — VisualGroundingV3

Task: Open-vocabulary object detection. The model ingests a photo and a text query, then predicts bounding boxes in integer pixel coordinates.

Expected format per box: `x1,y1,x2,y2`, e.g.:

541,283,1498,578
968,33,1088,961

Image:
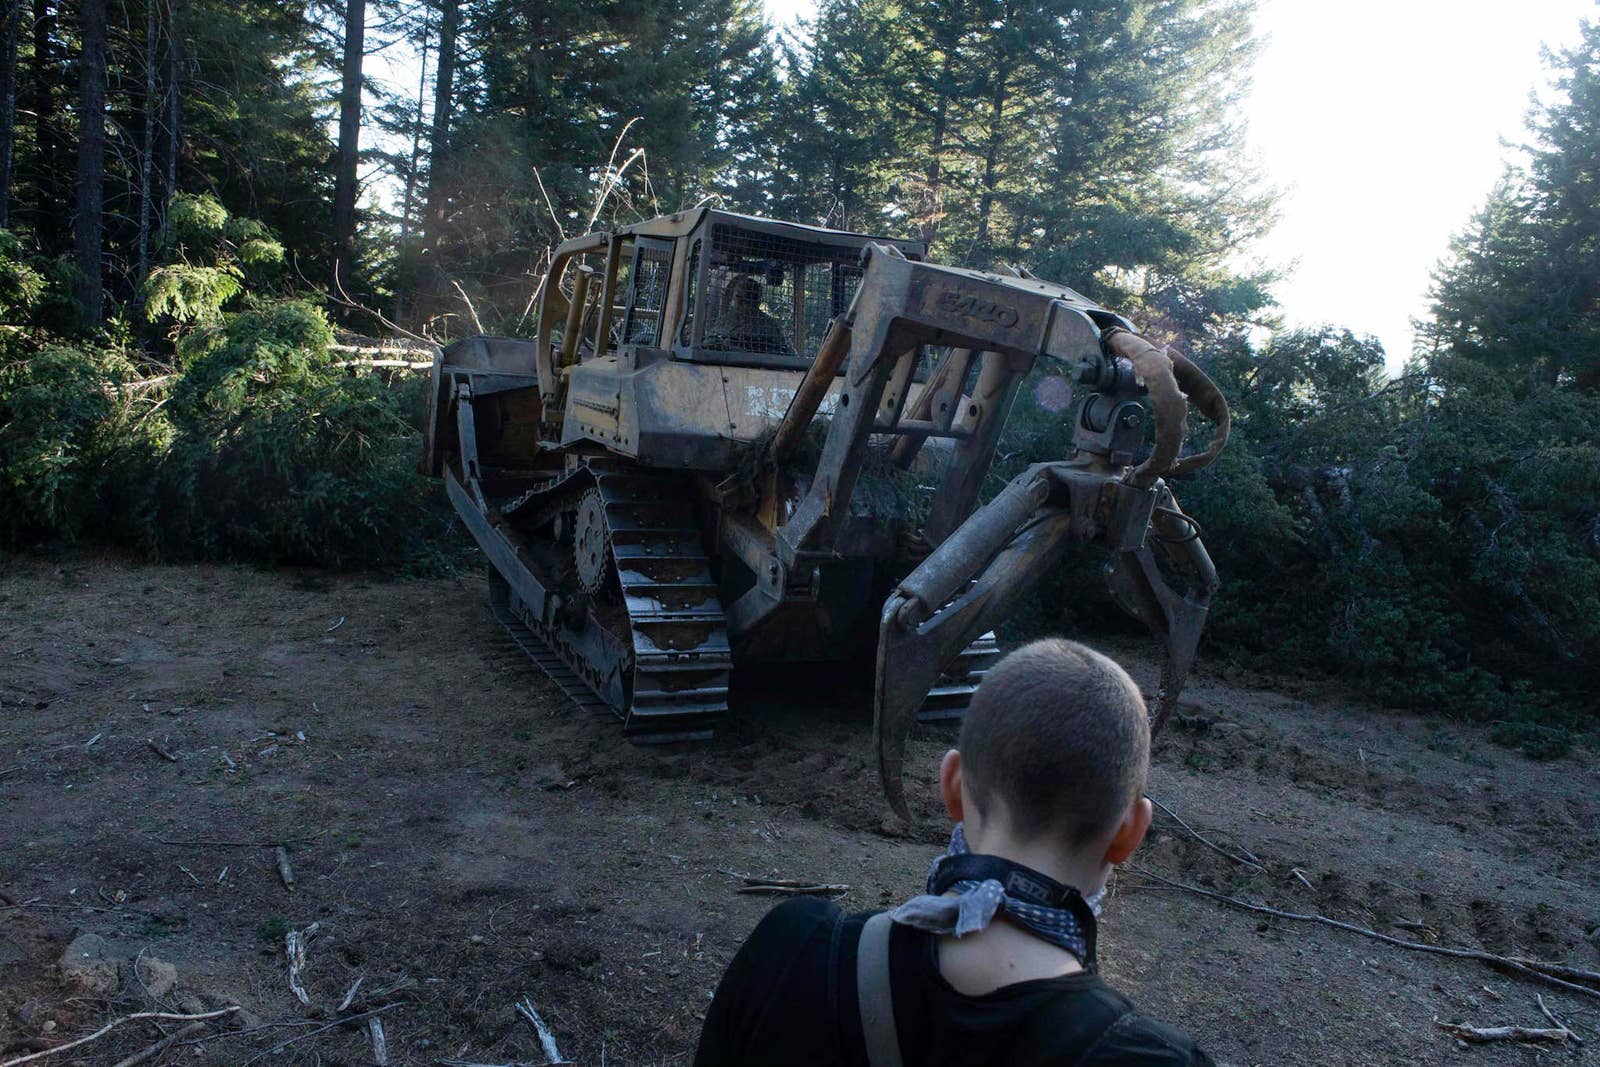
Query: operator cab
539,210,924,384
532,211,924,467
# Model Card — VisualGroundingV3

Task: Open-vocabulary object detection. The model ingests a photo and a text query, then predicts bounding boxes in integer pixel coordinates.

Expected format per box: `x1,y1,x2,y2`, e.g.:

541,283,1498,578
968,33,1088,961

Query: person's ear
1104,796,1153,865
939,749,965,823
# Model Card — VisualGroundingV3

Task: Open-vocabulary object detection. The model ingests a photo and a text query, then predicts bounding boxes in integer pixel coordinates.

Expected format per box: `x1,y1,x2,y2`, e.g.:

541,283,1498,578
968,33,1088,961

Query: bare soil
2,555,1598,1066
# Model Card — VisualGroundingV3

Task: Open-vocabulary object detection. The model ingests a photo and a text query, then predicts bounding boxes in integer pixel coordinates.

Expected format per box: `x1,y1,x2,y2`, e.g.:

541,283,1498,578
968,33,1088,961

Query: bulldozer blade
874,488,1080,820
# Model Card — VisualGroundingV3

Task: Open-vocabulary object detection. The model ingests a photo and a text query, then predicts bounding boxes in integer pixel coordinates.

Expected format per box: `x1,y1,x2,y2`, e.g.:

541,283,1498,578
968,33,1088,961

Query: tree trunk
973,40,1009,260
137,0,157,279
0,0,19,229
74,0,107,321
421,0,457,255
920,49,952,248
330,0,366,295
165,0,182,202
31,0,64,250
393,4,429,324
398,9,429,249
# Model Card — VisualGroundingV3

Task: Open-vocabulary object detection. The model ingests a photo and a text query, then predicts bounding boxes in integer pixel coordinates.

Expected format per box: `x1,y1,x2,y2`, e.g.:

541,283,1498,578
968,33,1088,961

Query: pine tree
330,0,366,294
1426,16,1600,390
74,0,108,321
0,0,19,228
782,0,1274,344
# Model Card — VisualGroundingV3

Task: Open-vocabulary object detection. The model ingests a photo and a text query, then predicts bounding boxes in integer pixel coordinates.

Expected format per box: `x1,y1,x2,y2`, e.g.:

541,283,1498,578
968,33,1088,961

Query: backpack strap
856,912,903,1067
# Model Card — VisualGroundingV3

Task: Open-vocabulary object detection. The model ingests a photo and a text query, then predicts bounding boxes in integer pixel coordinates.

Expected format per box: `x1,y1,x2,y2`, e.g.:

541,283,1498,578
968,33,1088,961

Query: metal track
592,473,732,742
478,465,731,744
917,632,1000,722
489,576,611,715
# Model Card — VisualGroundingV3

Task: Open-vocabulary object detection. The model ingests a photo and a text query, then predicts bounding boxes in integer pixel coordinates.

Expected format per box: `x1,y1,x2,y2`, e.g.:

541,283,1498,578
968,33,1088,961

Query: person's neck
961,822,1108,899
935,821,1104,995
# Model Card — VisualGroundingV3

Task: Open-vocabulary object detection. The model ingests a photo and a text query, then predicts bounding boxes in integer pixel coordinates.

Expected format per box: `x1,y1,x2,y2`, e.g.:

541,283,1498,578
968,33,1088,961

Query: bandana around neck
886,824,1103,967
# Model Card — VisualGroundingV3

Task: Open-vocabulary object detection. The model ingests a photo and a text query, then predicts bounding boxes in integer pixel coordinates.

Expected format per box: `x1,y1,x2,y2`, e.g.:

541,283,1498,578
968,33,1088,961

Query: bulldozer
421,209,1230,817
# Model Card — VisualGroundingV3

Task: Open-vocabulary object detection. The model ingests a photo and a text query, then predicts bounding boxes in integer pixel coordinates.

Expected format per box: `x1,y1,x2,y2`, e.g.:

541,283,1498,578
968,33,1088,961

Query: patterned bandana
887,824,1103,967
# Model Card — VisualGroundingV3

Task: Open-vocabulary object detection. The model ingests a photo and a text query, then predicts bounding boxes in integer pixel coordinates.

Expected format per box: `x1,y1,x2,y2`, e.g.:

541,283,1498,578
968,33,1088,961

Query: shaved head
958,639,1150,848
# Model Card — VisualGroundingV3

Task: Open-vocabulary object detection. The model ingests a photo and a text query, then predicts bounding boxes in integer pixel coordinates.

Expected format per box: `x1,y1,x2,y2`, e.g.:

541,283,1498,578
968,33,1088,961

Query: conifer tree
1426,16,1600,390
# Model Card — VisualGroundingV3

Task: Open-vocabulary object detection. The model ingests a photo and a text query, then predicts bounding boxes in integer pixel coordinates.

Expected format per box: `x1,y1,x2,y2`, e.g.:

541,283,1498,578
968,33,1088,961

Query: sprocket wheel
574,488,610,594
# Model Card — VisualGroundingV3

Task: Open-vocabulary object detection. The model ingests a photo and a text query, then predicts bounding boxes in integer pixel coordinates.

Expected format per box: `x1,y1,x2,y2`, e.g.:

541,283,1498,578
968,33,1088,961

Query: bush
149,300,456,570
0,343,168,543
1,223,457,572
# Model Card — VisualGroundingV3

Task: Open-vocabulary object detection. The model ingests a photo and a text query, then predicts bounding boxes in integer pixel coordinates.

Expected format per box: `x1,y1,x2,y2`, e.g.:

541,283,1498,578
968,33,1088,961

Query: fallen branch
332,359,433,371
110,1020,209,1067
1511,957,1600,987
1126,867,1600,1002
1434,1019,1571,1044
1539,993,1584,1045
275,847,296,892
286,922,320,1006
451,280,486,336
329,343,437,358
0,1007,239,1066
736,883,851,895
238,1004,402,1067
367,1016,389,1065
147,739,178,763
338,976,364,1013
1147,795,1266,873
514,998,567,1065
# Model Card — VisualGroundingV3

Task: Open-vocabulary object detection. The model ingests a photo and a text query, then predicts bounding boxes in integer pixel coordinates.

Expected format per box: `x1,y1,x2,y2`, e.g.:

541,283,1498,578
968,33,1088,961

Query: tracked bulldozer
422,209,1229,817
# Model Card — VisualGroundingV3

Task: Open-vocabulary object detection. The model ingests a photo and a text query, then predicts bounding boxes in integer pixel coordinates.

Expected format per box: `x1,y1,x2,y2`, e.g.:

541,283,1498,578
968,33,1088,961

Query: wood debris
1434,1019,1572,1044
737,876,849,898
514,997,567,1065
109,1020,208,1067
0,1006,238,1066
367,1015,389,1065
1538,994,1583,1045
275,846,295,891
338,975,365,1012
1128,867,1600,1003
285,921,320,1007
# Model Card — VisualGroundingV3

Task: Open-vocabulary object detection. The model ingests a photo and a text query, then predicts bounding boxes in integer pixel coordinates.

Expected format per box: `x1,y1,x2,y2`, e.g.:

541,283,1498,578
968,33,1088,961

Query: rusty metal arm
1102,328,1230,487
1107,485,1218,735
771,315,852,466
873,464,1158,819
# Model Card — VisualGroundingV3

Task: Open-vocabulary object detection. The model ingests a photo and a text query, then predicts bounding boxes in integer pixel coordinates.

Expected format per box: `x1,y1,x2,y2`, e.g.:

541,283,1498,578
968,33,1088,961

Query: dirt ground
3,555,1598,1066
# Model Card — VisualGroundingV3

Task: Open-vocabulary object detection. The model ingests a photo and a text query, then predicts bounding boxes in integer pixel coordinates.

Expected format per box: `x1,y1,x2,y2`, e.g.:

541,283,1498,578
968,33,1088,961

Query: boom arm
762,243,1232,819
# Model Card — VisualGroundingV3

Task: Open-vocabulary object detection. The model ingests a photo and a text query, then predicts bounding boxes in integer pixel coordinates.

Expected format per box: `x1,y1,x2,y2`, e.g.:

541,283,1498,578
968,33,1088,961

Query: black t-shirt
695,897,1214,1067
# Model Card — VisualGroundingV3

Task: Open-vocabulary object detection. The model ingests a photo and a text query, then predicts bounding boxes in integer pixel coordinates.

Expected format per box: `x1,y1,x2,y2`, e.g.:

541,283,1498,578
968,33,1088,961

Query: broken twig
286,922,320,1007
275,846,295,892
738,877,849,897
238,1004,402,1067
338,975,365,1013
514,997,566,1065
147,739,178,762
1434,1019,1571,1044
367,1016,389,1065
1147,795,1266,873
0,1007,239,1066
325,616,346,633
110,1020,209,1067
1126,867,1600,1003
1538,994,1583,1045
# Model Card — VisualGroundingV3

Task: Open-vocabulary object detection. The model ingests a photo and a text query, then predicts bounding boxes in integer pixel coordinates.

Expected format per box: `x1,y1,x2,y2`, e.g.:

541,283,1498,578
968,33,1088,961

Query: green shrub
0,343,168,542
149,300,455,570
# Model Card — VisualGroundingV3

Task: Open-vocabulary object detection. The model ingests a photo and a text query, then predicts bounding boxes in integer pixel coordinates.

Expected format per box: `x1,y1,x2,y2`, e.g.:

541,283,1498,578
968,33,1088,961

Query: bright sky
765,0,1597,366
